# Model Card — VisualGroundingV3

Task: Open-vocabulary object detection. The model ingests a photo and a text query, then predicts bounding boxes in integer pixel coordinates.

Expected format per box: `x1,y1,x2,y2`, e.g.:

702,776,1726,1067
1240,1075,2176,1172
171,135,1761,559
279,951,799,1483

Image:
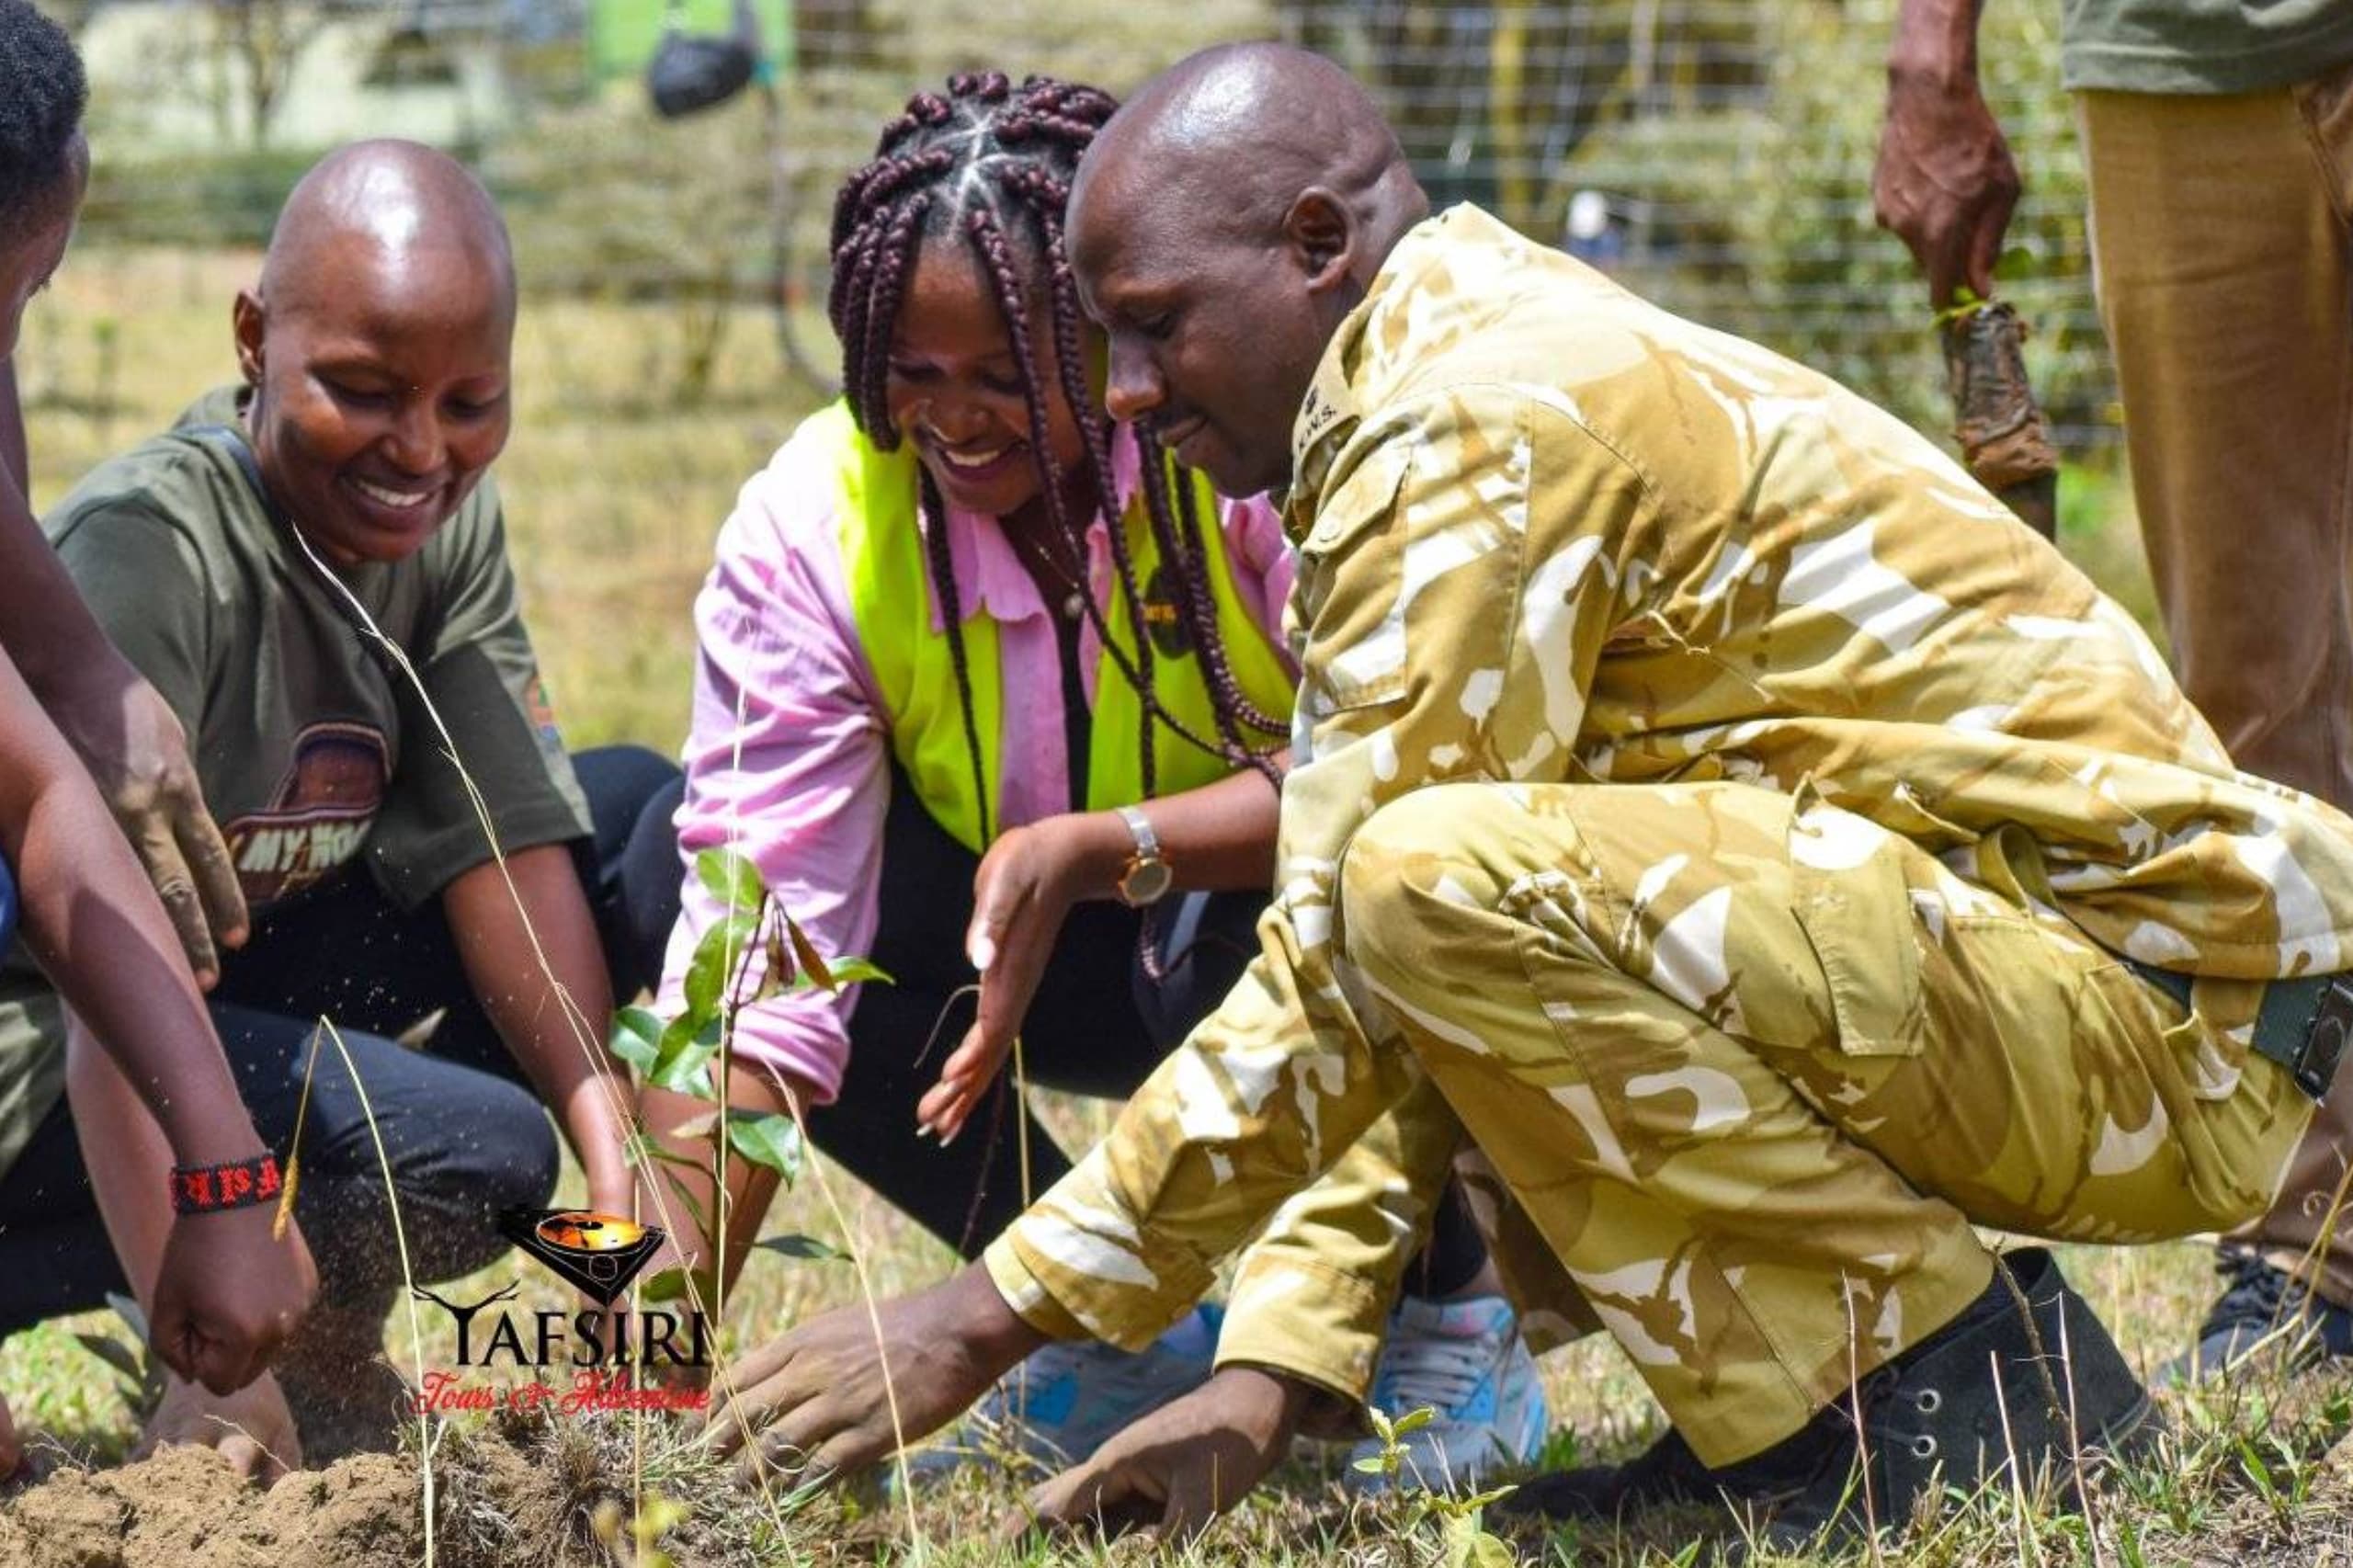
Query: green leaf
725,1110,804,1182
694,847,765,917
1389,1405,1438,1437
637,1266,715,1304
683,910,760,1017
1460,1530,1516,1568
753,1233,847,1262
823,956,892,987
1350,1455,1392,1475
74,1332,145,1386
1993,243,2035,282
649,1013,722,1095
609,1006,665,1075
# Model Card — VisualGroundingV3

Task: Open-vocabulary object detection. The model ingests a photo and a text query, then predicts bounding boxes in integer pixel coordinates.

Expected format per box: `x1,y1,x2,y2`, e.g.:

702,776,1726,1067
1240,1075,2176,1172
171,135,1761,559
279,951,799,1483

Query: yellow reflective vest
814,402,1295,851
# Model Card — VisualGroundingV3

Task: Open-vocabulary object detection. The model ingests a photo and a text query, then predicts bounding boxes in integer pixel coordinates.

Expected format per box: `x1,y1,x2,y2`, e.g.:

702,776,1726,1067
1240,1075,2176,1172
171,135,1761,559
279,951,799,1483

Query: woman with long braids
648,72,1548,1484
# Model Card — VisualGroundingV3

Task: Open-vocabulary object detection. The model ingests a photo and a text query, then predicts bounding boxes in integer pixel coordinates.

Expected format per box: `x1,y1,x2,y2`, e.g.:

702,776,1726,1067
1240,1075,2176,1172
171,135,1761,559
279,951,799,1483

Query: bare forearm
0,425,134,717
445,846,630,1180
66,1031,178,1312
1056,753,1289,902
1889,0,1984,80
0,675,256,1165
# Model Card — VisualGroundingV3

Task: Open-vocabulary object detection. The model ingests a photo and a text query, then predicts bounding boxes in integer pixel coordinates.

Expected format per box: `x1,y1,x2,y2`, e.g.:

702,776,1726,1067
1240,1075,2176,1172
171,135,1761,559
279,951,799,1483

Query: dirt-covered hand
48,671,246,986
918,817,1095,1142
138,1369,303,1483
149,1203,316,1396
1872,58,2020,308
701,1265,1044,1486
1016,1366,1308,1540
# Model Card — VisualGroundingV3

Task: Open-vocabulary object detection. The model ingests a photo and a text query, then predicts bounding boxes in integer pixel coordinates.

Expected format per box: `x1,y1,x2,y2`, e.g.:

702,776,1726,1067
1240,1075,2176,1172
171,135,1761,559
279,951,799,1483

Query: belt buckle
2295,976,2353,1099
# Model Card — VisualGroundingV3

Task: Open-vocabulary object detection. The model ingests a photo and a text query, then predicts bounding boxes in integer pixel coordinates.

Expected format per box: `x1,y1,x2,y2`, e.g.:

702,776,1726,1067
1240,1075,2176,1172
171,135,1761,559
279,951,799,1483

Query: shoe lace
2206,1252,2303,1336
1374,1335,1491,1421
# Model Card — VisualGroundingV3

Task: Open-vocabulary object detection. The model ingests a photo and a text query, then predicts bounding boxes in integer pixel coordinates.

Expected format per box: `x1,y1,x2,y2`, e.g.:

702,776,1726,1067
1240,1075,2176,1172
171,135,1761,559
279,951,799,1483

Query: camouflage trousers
1336,779,2313,1465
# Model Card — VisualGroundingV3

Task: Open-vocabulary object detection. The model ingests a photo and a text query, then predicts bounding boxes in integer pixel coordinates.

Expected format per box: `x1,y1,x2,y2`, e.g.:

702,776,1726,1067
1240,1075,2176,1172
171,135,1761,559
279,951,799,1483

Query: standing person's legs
2083,68,2353,1335
1336,781,2306,1508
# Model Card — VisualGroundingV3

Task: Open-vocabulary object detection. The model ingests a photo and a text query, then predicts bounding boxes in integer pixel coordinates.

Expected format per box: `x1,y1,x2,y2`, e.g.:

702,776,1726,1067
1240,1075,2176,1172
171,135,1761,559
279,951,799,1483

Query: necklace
1009,529,1088,622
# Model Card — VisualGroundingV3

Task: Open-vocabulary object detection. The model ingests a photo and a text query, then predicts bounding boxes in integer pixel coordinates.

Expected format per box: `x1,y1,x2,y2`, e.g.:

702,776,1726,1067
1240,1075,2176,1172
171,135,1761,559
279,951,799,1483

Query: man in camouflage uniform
703,43,2353,1538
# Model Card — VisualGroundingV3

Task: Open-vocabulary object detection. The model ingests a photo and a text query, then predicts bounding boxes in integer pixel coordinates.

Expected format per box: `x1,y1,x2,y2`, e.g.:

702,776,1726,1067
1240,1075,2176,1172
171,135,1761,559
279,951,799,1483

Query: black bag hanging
645,0,759,119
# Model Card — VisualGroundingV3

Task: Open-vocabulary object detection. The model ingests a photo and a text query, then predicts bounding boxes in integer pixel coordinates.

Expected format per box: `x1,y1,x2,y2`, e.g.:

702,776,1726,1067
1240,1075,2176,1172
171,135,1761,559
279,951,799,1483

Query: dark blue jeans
0,744,681,1334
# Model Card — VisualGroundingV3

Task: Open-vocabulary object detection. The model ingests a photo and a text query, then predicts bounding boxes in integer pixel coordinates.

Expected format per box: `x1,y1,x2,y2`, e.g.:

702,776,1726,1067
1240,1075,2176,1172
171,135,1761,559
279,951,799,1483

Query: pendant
1063,590,1086,621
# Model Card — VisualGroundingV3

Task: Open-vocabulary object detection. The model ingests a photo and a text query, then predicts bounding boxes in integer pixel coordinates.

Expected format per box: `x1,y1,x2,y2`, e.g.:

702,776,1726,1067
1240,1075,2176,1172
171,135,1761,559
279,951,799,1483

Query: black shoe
1502,1250,2154,1539
1767,1247,2158,1544
2155,1250,2353,1387
1495,1405,1843,1524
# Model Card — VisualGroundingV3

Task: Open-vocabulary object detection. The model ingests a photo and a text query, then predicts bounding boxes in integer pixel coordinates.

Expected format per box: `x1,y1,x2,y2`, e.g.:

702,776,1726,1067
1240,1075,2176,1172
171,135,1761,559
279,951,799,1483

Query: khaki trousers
2082,65,2353,1301
1337,781,2307,1464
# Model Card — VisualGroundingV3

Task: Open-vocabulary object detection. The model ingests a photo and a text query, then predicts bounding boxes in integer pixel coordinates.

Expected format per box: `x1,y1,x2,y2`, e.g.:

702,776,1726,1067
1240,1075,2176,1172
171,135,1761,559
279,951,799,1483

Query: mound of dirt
0,1407,765,1568
0,1443,422,1568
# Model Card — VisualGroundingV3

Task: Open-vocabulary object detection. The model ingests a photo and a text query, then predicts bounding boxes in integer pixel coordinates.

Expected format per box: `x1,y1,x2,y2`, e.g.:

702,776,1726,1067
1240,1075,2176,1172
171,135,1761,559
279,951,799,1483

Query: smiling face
0,132,85,363
882,233,1091,524
1069,155,1331,499
233,233,513,568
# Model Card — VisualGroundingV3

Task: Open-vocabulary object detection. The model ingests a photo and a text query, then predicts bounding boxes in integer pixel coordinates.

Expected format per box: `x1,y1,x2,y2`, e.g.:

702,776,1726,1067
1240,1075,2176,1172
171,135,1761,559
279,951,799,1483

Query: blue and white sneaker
906,1302,1223,1480
1347,1294,1550,1493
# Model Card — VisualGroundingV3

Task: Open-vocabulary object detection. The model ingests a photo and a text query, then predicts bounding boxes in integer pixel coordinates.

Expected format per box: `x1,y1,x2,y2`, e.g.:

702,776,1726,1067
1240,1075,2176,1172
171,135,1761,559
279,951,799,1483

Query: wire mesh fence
62,0,2116,452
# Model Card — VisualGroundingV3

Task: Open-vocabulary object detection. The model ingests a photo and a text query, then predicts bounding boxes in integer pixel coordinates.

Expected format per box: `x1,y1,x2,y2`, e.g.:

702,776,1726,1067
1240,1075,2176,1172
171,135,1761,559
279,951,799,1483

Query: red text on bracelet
170,1153,284,1215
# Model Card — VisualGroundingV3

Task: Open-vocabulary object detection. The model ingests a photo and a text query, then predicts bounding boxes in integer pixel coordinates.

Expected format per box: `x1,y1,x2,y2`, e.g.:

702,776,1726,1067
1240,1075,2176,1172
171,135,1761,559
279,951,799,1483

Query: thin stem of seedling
310,1017,437,1565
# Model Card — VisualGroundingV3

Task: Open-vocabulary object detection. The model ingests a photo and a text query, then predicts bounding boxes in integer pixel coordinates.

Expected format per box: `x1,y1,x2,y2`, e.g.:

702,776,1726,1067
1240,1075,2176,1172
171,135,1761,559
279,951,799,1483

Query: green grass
8,247,2349,1564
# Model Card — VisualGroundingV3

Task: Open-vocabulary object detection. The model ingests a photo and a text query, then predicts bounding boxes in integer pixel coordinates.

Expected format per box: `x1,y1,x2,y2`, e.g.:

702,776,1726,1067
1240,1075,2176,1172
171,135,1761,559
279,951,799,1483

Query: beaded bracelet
169,1153,284,1215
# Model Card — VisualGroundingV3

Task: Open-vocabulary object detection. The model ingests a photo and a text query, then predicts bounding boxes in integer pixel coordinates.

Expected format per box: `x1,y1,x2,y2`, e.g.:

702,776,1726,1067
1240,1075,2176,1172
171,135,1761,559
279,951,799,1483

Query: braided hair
827,71,1284,846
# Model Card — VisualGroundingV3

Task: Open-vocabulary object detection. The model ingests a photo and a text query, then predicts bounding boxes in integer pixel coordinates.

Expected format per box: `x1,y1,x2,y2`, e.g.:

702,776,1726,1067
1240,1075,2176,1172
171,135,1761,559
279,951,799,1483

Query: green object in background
586,0,794,82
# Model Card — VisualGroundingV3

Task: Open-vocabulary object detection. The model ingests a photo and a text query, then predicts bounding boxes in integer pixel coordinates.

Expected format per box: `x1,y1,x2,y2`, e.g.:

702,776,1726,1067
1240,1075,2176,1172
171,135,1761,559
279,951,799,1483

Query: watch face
1122,858,1174,906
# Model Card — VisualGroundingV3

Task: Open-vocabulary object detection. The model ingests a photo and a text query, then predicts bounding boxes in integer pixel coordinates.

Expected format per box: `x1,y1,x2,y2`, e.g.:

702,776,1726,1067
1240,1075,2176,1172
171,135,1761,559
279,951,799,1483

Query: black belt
2124,961,2353,1101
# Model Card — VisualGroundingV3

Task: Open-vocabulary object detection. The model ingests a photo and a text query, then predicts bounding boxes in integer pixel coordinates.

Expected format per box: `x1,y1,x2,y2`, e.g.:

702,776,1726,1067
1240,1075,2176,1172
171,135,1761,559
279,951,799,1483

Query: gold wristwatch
1114,804,1173,907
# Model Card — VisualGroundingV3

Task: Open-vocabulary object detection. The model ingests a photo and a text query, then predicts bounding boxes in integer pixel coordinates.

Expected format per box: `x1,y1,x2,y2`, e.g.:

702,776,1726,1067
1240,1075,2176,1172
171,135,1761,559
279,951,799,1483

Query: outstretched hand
1013,1367,1309,1540
920,817,1106,1142
700,1264,1045,1487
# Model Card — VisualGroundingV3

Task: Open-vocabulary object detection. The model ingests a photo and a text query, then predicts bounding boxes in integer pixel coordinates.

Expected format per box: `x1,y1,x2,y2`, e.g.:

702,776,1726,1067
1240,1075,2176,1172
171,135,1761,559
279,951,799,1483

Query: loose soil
0,1406,764,1568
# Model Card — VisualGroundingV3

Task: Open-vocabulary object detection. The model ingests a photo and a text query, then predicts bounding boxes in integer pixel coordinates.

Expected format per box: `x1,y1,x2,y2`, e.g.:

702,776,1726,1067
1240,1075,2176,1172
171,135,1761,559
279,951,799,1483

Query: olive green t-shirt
2063,0,2353,93
0,387,590,1172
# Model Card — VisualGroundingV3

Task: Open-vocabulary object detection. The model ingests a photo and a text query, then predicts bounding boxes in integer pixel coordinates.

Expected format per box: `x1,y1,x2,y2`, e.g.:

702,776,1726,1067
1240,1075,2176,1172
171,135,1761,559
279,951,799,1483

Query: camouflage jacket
982,203,2353,1361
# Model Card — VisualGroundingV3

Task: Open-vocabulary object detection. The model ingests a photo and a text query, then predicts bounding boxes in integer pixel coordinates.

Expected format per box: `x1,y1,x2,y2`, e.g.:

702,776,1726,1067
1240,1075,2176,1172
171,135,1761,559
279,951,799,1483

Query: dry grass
5,246,2341,1565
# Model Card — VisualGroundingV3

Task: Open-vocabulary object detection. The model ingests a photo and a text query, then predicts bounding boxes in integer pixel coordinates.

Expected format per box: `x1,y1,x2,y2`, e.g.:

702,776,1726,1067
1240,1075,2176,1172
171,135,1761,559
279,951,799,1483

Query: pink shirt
656,415,1297,1102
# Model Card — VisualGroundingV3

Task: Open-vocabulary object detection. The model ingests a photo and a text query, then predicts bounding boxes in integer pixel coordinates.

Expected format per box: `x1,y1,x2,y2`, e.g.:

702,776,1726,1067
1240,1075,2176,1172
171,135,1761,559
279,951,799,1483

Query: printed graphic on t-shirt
223,721,391,904
524,672,563,748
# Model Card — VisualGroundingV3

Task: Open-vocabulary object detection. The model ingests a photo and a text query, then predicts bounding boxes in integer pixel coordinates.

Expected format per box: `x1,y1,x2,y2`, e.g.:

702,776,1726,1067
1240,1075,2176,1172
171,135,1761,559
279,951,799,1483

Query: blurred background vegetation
33,0,2110,438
